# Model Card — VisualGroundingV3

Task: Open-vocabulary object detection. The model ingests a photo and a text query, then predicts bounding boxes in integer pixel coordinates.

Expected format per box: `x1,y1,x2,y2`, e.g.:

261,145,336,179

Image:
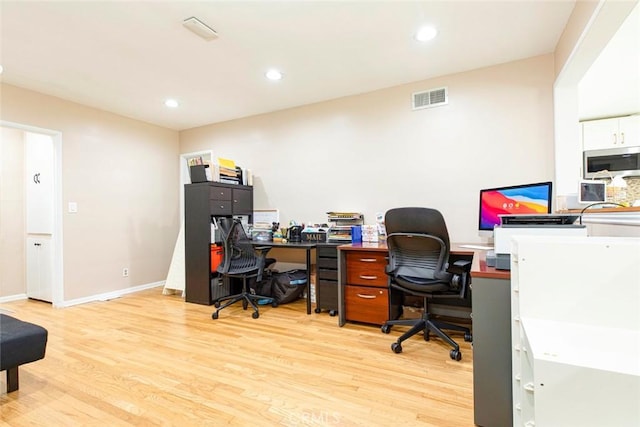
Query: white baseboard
59,281,166,308
0,293,28,304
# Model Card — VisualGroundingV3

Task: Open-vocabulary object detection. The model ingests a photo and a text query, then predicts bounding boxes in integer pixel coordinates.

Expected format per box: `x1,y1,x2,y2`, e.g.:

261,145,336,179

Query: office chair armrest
447,260,472,293
253,246,273,282
446,259,471,275
253,246,273,259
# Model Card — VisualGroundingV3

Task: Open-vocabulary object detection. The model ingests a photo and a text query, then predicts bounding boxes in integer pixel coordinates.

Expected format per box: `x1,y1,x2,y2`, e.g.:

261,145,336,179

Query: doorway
0,121,63,307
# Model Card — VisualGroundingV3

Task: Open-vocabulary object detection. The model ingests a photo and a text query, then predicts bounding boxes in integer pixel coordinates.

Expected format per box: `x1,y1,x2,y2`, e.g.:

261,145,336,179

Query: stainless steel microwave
583,146,640,178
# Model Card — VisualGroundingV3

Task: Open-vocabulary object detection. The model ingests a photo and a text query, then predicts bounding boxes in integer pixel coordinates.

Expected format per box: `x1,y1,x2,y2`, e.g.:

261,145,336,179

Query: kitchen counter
563,206,640,213
560,206,640,226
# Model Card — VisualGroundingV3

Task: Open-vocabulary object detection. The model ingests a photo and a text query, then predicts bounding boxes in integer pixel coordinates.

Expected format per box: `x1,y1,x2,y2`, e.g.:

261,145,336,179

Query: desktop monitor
478,181,553,237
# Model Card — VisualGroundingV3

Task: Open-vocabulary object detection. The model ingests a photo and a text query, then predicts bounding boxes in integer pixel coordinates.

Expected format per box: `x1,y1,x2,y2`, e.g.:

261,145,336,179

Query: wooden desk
253,241,316,314
336,242,508,325
336,242,513,427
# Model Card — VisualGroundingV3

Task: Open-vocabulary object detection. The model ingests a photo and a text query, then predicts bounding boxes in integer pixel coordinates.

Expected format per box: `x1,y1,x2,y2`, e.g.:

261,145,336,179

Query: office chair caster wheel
381,324,391,334
464,332,473,342
252,311,259,319
214,301,221,308
450,349,462,361
329,310,337,317
424,331,430,341
391,342,402,353
242,300,248,310
271,301,279,308
314,308,321,313
212,312,219,320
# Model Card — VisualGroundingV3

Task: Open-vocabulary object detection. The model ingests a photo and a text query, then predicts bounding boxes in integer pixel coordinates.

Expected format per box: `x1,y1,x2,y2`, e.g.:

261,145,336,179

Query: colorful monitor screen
478,181,553,231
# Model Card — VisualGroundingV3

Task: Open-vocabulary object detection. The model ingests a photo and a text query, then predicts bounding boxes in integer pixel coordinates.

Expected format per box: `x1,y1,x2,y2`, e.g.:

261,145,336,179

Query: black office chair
380,207,473,361
212,218,276,320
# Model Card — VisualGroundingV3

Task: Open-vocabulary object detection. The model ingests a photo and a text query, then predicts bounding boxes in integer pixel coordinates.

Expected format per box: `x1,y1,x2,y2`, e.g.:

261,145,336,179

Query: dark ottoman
0,314,48,392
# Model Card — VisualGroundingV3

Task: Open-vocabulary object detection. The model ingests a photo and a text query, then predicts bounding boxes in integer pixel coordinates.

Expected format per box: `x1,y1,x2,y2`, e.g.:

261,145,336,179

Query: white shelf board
521,317,640,376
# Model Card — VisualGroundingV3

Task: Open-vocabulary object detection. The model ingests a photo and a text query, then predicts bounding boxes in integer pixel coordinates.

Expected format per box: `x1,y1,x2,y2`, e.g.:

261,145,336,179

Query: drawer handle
356,293,377,299
359,275,378,280
359,258,377,262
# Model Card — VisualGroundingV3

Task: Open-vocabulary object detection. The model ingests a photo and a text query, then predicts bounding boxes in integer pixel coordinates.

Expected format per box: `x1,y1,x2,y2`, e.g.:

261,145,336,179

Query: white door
25,132,54,302
582,118,619,150
618,115,640,147
25,132,54,234
26,235,53,302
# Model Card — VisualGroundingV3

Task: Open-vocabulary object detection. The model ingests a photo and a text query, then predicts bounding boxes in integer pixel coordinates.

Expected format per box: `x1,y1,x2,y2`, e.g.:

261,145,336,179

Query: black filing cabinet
314,243,340,315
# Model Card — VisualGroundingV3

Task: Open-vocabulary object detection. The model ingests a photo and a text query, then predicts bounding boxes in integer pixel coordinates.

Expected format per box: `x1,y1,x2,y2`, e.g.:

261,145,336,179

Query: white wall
180,55,556,243
554,0,639,196
0,127,26,296
0,84,180,302
579,2,640,120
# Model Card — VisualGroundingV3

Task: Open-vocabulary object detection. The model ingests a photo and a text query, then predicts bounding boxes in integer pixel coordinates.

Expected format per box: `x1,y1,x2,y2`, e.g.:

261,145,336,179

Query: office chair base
212,290,275,319
391,341,462,360
383,315,470,361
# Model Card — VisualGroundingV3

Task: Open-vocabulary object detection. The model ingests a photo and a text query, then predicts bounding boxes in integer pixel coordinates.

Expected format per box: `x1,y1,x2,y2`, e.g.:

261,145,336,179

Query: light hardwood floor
1,288,474,426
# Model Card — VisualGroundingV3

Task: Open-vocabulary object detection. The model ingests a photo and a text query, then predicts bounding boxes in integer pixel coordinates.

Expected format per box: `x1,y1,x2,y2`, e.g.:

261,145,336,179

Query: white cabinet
582,114,640,150
511,235,640,427
26,235,53,303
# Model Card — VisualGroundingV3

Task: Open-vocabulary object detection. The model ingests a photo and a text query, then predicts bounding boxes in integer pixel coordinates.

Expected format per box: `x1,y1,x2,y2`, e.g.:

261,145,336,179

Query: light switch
68,202,78,213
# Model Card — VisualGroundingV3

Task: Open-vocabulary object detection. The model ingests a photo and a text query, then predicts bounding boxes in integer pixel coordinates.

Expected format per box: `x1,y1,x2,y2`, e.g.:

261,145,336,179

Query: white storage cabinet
582,114,640,150
511,235,640,427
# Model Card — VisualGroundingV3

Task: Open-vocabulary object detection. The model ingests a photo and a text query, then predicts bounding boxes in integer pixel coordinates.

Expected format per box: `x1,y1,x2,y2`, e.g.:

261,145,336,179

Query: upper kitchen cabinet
582,115,640,151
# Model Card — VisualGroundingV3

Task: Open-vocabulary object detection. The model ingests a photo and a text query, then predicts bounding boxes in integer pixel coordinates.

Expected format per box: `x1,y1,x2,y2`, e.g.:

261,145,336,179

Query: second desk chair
212,218,276,320
381,207,473,361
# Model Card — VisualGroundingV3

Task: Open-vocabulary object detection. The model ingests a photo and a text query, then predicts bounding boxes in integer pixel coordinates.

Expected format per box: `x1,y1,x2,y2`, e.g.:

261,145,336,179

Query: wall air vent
412,87,448,110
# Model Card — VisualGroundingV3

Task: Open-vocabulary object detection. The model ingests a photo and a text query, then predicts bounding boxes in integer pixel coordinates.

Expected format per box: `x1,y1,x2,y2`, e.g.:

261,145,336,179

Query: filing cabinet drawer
317,258,337,270
318,268,338,281
317,246,338,258
346,252,387,287
316,279,338,309
209,200,232,216
344,285,389,325
209,187,231,200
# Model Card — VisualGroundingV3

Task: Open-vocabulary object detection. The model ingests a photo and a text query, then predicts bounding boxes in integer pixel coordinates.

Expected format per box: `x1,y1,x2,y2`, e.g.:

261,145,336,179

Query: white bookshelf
511,235,640,427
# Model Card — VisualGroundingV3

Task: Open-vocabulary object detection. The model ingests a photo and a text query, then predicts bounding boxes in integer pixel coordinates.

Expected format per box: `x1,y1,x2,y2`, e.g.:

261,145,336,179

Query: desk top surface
253,241,317,249
339,242,510,280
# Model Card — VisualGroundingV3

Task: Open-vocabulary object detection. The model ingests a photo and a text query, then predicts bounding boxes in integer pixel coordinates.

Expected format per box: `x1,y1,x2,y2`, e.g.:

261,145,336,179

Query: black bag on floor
253,271,274,297
271,269,307,304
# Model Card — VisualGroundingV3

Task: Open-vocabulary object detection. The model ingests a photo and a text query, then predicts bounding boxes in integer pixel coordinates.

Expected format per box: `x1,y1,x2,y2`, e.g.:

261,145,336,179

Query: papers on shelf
254,209,279,225
217,157,236,170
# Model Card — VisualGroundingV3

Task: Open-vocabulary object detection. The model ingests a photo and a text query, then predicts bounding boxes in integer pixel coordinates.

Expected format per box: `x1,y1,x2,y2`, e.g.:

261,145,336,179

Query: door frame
1,120,64,307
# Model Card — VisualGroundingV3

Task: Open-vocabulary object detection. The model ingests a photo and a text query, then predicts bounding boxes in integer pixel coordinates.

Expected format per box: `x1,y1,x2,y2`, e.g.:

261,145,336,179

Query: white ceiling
0,0,576,131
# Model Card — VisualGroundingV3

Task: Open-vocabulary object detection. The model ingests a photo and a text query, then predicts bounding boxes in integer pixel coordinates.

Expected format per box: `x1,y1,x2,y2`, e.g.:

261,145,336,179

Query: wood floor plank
0,288,474,426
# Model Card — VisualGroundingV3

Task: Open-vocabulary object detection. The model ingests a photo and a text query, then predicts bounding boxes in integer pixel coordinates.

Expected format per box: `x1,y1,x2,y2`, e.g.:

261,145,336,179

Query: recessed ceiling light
415,25,438,42
265,69,283,81
164,99,179,108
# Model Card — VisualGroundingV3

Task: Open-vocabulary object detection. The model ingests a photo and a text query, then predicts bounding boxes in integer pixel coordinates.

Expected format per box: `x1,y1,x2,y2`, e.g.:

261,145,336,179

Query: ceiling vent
183,17,218,41
412,87,448,110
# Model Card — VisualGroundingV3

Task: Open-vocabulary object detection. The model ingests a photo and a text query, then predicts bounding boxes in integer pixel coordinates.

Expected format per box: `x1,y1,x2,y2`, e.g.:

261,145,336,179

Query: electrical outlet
122,268,129,277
